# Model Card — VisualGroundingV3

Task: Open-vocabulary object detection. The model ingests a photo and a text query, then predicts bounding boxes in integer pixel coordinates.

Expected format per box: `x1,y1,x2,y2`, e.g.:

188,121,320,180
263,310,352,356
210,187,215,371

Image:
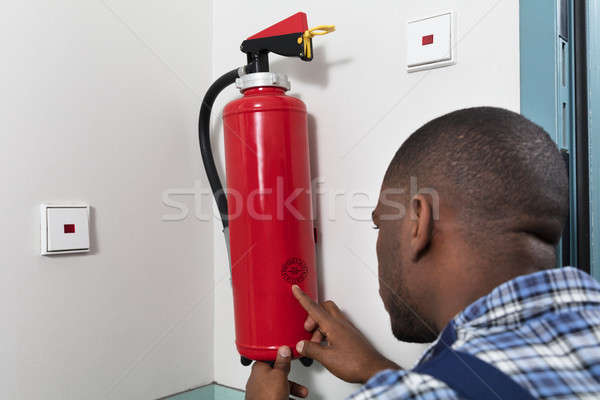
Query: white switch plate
407,11,456,72
41,204,90,255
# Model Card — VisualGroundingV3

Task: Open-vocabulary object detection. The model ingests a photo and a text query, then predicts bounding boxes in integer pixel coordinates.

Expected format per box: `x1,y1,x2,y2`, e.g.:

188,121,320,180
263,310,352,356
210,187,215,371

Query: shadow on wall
271,47,353,90
307,114,325,302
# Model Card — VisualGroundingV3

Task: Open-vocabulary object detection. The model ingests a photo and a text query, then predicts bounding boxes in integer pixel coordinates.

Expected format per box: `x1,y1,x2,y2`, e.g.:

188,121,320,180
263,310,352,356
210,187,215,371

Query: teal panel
564,0,580,269
213,385,245,400
164,384,244,400
588,0,600,278
519,0,559,142
164,385,213,400
520,0,580,268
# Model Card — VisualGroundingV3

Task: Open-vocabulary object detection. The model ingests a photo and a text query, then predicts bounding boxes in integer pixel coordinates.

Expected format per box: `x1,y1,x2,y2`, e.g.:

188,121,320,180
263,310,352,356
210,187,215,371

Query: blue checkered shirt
348,267,600,399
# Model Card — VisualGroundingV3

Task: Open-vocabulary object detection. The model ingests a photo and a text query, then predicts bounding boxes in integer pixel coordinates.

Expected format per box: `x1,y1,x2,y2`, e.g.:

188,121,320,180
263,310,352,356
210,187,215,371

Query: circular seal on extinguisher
281,257,308,284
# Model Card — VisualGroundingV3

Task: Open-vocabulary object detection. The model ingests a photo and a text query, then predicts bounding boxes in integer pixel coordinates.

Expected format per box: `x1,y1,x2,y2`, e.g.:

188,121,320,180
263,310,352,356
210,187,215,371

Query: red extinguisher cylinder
223,86,318,361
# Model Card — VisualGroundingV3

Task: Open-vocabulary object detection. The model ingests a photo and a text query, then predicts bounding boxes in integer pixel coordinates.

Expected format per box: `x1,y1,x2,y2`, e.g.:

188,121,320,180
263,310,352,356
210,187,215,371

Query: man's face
373,187,437,343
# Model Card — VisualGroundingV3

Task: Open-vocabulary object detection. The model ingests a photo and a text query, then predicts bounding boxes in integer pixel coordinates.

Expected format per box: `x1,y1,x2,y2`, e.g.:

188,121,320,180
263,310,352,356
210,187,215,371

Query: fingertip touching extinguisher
198,12,334,366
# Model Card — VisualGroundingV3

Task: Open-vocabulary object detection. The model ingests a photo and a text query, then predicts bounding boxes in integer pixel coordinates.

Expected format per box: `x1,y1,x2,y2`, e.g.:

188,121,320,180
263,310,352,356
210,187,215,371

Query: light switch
41,204,90,255
407,12,455,72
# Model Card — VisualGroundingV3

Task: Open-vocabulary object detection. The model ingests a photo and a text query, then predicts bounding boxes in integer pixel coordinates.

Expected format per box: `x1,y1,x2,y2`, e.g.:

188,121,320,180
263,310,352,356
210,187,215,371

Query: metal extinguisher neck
236,72,291,92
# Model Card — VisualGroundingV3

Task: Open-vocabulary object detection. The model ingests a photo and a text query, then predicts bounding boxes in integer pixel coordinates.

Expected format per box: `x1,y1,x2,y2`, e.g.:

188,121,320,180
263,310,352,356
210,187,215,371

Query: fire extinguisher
198,12,334,366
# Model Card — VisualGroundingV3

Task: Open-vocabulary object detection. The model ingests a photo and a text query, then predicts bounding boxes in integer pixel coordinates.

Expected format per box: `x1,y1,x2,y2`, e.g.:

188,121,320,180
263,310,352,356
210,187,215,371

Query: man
245,107,600,399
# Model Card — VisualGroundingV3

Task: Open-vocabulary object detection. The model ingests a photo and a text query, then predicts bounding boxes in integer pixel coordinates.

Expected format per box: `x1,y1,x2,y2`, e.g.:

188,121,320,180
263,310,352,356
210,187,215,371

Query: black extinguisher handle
198,67,243,229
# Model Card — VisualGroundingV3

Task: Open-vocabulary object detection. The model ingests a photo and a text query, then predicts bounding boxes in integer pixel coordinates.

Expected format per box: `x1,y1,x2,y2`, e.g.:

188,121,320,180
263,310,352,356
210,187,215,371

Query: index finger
291,285,330,327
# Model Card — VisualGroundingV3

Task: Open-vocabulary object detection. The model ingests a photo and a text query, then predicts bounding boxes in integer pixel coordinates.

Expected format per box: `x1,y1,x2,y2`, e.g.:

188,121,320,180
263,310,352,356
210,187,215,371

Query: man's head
373,107,568,343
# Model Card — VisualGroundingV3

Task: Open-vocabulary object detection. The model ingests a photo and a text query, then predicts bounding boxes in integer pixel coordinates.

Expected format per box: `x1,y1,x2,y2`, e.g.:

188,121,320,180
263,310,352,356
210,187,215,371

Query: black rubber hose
198,68,241,229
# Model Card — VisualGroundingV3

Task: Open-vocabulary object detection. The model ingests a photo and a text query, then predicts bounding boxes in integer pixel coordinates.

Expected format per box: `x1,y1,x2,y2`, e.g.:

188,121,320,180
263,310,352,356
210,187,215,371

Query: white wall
212,1,520,398
0,1,214,399
0,1,520,398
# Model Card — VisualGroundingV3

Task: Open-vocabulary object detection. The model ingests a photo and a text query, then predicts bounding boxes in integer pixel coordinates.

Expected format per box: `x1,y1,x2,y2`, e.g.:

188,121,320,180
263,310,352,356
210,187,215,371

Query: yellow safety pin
298,25,336,59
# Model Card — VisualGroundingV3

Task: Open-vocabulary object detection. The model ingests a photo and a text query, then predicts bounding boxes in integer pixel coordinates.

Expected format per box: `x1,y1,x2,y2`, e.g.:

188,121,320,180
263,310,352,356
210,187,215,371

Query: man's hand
292,285,400,384
245,346,309,400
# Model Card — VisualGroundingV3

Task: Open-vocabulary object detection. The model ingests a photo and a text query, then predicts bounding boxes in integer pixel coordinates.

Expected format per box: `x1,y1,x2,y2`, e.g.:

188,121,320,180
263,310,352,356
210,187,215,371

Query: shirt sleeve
347,369,460,400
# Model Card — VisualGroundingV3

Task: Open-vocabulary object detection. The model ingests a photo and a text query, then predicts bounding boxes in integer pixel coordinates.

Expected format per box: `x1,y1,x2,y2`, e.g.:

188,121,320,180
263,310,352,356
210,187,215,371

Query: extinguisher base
299,357,313,367
240,356,253,366
238,355,313,367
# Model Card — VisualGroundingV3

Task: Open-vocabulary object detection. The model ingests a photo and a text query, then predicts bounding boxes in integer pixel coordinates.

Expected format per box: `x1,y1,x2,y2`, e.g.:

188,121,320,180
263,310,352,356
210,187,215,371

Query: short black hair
384,106,568,245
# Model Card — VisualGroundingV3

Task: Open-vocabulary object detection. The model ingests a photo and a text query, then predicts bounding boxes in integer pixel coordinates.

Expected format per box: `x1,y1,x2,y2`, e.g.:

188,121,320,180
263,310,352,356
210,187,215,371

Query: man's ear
409,194,433,261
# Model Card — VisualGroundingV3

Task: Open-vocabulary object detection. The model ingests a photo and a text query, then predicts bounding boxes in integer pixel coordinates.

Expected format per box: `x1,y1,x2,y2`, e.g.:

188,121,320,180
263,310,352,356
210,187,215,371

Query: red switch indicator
64,224,75,234
422,34,434,45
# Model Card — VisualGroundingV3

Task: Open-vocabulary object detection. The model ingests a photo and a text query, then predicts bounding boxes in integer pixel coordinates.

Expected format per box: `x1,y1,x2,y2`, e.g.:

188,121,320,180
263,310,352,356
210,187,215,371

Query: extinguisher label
281,257,308,284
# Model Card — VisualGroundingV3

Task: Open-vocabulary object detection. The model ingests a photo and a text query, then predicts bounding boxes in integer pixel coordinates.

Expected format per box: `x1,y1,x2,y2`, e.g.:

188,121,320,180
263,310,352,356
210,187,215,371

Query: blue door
586,1,600,278
520,0,597,277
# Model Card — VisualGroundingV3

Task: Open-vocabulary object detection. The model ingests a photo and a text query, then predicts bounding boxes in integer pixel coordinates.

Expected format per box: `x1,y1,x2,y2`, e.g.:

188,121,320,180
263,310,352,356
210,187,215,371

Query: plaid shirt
349,267,600,399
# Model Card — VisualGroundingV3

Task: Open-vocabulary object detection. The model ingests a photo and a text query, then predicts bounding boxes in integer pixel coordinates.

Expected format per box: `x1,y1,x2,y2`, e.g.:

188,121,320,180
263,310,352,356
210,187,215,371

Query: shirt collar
453,267,600,329
414,267,600,368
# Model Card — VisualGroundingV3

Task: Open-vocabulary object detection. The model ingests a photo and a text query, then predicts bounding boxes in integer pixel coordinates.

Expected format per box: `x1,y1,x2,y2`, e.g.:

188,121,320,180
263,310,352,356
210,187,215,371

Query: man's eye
372,225,379,230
